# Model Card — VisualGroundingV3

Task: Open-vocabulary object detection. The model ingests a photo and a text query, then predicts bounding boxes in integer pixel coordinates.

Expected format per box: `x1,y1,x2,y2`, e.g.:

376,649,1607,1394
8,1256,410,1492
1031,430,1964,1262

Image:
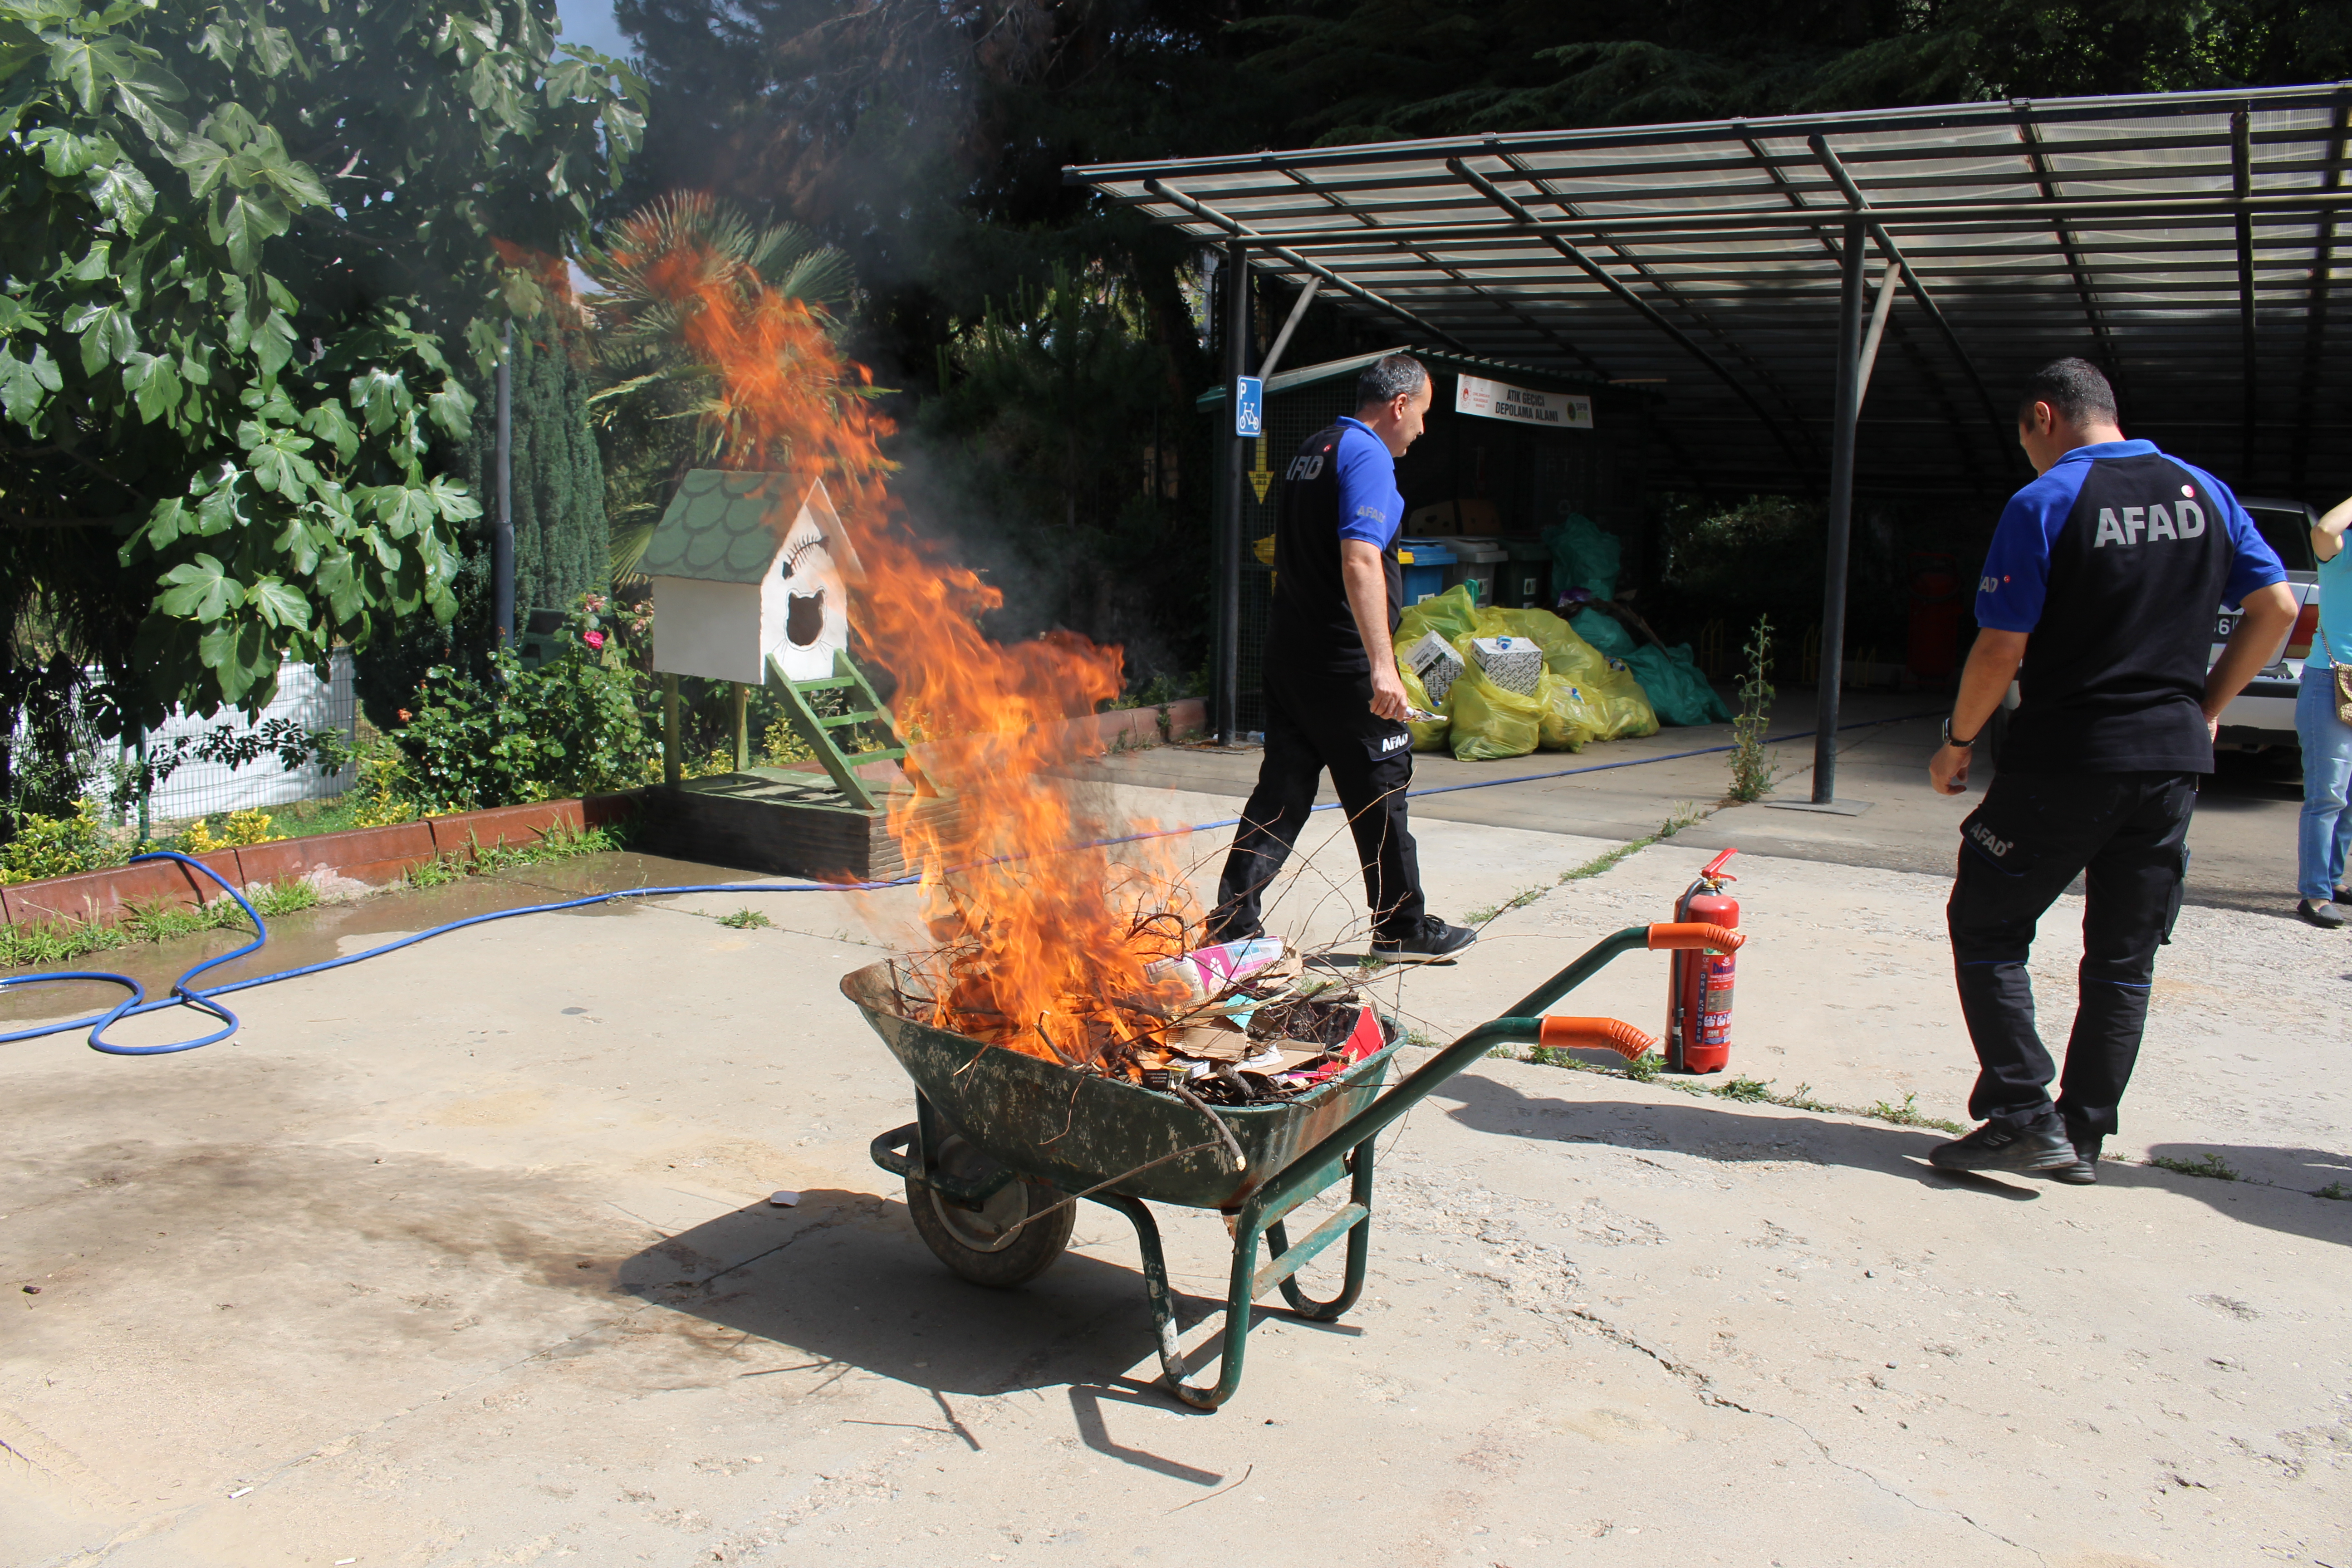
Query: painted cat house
644,470,863,685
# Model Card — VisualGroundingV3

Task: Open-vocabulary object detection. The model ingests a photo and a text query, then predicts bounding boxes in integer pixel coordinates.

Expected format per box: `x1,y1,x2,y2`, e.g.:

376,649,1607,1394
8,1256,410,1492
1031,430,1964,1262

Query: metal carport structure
1066,84,2352,799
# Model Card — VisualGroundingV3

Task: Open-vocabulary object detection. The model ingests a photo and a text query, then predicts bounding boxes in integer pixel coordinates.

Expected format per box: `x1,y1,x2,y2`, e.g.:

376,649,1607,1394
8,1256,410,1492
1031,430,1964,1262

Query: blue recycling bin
1396,540,1457,605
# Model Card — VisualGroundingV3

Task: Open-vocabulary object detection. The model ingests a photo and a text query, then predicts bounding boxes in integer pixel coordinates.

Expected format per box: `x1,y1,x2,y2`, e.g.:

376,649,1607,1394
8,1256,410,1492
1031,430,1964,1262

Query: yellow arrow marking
1248,437,1273,503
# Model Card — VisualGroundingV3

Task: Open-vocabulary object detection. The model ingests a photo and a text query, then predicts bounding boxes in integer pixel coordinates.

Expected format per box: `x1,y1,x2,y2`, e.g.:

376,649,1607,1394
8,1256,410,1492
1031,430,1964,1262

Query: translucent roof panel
1069,85,2352,500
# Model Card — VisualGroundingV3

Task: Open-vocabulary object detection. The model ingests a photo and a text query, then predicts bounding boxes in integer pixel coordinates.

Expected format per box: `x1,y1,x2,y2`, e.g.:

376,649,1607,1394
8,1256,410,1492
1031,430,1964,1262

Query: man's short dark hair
1356,354,1429,409
2017,357,2117,426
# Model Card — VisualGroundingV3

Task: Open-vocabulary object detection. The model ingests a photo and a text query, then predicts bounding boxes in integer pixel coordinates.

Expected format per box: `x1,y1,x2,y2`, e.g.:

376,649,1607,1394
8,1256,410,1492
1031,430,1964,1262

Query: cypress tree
354,321,610,723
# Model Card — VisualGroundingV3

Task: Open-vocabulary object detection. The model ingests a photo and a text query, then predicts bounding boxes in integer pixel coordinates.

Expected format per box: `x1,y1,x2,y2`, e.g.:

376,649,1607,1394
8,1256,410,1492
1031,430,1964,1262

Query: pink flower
582,630,606,650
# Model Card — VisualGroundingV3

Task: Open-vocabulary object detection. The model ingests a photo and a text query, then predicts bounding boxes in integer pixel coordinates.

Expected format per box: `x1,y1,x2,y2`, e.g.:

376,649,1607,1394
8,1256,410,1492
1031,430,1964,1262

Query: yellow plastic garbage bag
1473,605,1611,686
1586,663,1661,741
1535,671,1600,752
1398,662,1450,752
1394,583,1480,650
1446,666,1542,760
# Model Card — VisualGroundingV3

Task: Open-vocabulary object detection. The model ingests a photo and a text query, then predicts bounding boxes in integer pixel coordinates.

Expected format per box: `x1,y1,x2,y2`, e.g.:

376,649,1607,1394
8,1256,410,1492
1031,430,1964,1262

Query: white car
1983,495,2321,762
2210,495,2322,754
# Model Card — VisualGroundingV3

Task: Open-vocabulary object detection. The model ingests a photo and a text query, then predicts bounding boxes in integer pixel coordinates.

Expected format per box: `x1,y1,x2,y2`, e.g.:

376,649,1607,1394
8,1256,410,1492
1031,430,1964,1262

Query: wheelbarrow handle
1246,923,1696,1230
1538,1016,1656,1062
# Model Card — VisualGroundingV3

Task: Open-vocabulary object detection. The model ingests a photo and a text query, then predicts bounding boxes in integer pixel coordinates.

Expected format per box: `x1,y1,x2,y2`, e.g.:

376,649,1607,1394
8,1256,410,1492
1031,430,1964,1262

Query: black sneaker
1371,917,1477,958
1928,1119,2079,1174
2048,1130,2102,1186
2297,898,2347,929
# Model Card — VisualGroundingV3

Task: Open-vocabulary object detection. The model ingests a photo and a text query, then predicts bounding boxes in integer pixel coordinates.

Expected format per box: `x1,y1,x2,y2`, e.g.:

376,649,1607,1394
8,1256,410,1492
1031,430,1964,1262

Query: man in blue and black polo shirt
1925,358,2295,1181
1207,354,1475,957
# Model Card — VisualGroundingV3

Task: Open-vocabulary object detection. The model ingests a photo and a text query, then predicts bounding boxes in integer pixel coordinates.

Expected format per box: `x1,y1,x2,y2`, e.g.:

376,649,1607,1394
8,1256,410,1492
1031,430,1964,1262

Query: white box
1403,630,1465,706
1470,635,1544,696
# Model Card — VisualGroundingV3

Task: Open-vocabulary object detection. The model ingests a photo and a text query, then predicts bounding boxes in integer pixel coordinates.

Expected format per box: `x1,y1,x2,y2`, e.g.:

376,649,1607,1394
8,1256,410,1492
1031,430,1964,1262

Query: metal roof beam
2292,95,2350,491
1738,127,1980,480
1273,167,1619,382
1811,135,2016,469
1139,178,1472,353
2233,107,2260,477
2015,111,2126,393
1447,157,1812,474
1063,82,2352,183
1105,188,2352,250
1495,148,1823,466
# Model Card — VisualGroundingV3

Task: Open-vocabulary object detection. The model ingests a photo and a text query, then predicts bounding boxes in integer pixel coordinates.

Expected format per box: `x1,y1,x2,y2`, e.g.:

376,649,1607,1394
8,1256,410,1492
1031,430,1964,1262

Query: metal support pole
493,320,515,647
731,681,750,772
1812,223,1867,805
662,673,682,786
1217,240,1251,746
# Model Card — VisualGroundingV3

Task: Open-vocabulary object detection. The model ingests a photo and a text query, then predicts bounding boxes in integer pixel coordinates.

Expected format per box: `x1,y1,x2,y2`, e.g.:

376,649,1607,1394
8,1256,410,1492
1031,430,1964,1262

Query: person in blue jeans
2296,494,2352,928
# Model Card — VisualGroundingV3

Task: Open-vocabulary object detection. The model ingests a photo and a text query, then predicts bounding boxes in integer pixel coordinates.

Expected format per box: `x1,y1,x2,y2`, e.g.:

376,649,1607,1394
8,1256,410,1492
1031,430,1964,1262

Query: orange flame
642,238,1197,1064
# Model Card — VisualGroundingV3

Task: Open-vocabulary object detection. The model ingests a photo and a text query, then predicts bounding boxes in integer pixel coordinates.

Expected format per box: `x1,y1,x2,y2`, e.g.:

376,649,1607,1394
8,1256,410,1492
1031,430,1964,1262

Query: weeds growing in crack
1503,1048,1966,1133
2150,1151,2240,1181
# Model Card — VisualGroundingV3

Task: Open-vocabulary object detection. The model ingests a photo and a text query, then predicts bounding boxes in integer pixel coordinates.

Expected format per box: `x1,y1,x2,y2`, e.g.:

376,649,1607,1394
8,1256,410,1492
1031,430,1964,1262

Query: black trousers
1210,662,1424,943
1946,769,2196,1139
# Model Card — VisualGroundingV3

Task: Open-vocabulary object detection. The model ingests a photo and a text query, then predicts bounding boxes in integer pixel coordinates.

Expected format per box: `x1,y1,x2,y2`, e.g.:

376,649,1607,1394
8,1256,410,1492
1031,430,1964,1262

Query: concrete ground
3,750,2347,1568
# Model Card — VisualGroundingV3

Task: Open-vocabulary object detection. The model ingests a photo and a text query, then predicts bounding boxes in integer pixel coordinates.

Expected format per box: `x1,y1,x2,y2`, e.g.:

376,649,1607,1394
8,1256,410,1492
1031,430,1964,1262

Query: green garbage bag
1394,583,1480,651
1569,607,1636,659
1586,663,1661,740
1535,671,1599,752
1623,642,1732,726
1446,666,1542,760
1397,661,1451,752
1545,513,1621,600
1474,605,1612,686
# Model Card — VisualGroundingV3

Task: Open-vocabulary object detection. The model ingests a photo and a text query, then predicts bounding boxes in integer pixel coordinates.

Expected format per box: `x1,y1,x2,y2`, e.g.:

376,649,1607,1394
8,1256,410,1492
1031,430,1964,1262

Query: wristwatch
1940,716,1978,749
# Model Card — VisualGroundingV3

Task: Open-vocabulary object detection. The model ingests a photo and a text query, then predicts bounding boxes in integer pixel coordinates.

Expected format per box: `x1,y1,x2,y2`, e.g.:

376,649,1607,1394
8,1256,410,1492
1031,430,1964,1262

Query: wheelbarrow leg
1269,1137,1375,1321
1083,1194,1197,1396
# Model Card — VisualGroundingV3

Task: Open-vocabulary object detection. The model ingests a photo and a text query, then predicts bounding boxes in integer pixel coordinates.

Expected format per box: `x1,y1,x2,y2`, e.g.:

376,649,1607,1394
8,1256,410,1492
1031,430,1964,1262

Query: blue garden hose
0,714,1932,1056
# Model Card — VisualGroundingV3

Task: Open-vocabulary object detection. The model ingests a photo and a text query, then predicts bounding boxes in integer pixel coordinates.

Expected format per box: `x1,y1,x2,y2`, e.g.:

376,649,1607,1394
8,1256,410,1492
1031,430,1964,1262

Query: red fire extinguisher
1665,848,1740,1074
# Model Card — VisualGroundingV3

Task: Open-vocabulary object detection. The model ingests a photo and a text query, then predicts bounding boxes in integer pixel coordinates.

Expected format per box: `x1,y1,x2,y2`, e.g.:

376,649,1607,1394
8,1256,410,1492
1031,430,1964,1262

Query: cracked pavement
1,773,2345,1567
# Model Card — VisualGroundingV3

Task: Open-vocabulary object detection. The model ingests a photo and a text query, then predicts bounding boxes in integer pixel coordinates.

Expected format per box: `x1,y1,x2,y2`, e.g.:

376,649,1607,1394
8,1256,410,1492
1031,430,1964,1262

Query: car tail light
2286,600,2319,659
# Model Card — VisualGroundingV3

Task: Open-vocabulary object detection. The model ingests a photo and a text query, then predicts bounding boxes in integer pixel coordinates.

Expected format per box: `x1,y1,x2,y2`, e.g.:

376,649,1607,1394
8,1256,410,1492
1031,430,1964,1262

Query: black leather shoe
1928,1119,2079,1174
1371,917,1477,958
2334,886,2352,906
2297,898,2347,929
2048,1130,2102,1185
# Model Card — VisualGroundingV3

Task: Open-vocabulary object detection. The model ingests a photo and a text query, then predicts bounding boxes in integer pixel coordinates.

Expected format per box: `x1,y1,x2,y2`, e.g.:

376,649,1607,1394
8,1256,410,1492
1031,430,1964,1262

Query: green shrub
392,622,652,813
0,799,128,885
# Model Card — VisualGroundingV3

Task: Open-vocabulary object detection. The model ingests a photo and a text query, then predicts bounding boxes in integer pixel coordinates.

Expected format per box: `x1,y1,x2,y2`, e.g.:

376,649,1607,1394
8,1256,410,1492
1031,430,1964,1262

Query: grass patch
2150,1151,2240,1182
718,907,773,930
0,878,322,970
404,822,624,889
2313,1181,2351,1200
1507,1047,1966,1134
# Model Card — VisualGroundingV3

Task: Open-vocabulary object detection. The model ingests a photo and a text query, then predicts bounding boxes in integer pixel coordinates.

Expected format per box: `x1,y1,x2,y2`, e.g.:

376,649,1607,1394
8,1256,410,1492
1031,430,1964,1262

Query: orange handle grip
1646,921,1744,952
1537,1016,1658,1062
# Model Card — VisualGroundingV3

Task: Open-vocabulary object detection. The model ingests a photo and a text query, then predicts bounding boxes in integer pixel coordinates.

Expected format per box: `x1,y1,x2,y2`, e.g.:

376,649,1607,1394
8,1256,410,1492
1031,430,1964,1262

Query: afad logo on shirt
2092,486,2206,549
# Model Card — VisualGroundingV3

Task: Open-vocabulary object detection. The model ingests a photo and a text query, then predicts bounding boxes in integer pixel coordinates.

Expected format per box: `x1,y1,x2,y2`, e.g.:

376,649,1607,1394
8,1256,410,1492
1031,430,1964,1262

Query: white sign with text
1455,373,1592,429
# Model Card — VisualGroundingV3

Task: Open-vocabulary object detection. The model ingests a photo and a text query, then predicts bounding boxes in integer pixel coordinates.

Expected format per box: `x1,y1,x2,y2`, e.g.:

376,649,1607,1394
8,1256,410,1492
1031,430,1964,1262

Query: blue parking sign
1233,376,1263,438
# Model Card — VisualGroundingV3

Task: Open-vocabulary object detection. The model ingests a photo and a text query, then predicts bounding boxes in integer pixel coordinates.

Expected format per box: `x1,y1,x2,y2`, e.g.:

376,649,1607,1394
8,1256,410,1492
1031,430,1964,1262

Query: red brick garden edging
0,797,634,930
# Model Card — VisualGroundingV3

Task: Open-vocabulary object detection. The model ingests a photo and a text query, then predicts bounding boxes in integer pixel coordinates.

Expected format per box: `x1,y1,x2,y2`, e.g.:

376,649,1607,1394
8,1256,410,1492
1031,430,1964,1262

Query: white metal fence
134,649,360,821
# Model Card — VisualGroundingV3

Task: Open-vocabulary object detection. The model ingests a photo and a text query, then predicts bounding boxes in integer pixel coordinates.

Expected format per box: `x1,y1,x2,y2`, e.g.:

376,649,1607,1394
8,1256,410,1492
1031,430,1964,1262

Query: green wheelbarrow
851,919,1742,1410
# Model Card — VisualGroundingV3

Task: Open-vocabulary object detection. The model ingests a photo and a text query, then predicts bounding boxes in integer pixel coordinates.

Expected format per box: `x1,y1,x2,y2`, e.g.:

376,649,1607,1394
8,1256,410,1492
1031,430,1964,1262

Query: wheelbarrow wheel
905,1134,1074,1288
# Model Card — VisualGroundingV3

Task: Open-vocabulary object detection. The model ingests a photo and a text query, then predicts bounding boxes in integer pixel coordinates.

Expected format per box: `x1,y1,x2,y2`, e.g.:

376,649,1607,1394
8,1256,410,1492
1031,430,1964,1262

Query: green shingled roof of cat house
641,469,799,584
